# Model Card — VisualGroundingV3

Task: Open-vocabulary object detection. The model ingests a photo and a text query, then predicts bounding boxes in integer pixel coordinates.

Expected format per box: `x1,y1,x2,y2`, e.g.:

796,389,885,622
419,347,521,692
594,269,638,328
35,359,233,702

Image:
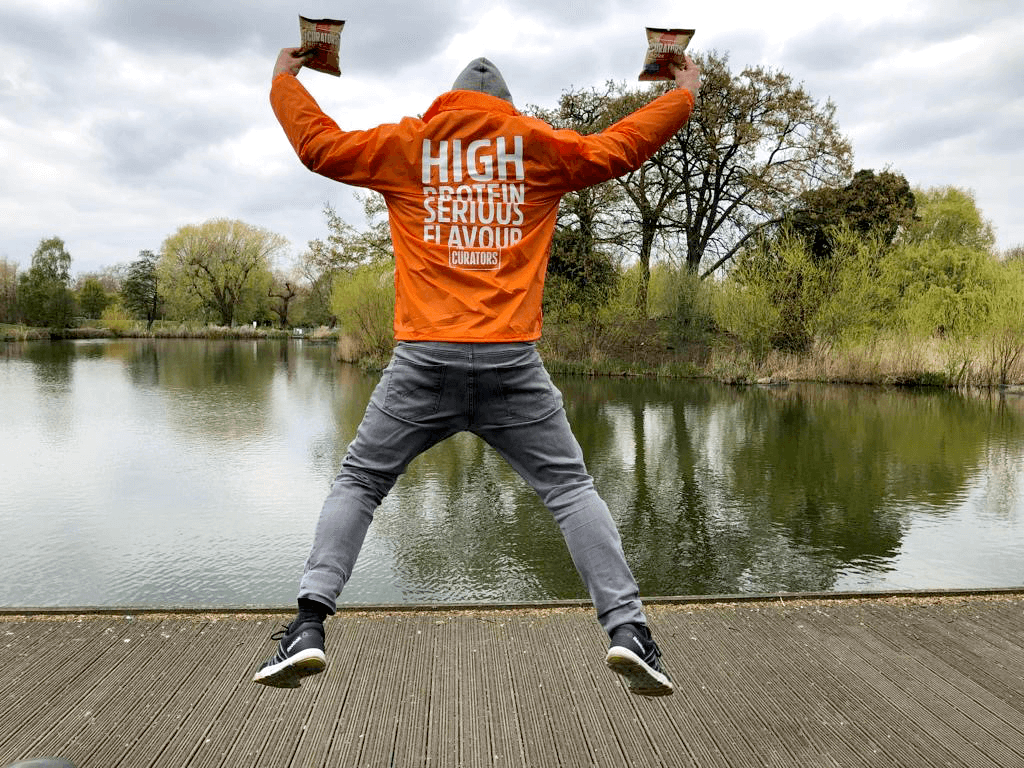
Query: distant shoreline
4,324,1023,393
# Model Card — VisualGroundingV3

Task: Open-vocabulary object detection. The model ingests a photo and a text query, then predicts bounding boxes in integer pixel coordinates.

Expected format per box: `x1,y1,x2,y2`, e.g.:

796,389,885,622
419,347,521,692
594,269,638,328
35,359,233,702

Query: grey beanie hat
451,57,514,104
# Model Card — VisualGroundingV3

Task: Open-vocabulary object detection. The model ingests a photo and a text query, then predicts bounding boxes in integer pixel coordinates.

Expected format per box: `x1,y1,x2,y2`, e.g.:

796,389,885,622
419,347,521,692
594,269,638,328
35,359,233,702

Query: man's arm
270,49,411,193
546,57,701,193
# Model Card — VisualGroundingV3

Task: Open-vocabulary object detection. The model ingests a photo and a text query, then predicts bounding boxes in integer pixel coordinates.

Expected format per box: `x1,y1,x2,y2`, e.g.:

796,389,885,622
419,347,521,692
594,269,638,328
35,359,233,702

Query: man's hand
671,55,702,101
274,47,313,79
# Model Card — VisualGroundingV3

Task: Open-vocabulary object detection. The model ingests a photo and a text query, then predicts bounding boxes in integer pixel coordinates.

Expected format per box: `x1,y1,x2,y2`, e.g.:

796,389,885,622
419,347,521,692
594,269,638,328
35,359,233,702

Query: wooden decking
1,592,1023,767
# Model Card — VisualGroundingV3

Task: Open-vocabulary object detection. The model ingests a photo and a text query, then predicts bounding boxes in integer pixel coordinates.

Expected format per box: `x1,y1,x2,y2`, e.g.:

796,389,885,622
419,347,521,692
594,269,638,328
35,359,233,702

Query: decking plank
0,594,1022,768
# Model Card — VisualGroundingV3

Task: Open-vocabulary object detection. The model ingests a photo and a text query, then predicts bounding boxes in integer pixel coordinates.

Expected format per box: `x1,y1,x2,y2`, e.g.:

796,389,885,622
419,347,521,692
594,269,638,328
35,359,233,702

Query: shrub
710,278,779,364
100,303,135,335
648,262,715,339
331,262,395,361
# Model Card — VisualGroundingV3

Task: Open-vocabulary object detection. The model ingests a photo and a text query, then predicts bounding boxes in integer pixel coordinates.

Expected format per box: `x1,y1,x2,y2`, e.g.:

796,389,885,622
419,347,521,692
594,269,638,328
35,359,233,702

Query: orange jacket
271,74,694,341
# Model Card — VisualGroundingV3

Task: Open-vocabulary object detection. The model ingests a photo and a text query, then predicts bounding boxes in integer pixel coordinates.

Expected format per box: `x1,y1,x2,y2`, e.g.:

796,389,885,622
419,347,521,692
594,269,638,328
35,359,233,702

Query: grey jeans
299,341,646,634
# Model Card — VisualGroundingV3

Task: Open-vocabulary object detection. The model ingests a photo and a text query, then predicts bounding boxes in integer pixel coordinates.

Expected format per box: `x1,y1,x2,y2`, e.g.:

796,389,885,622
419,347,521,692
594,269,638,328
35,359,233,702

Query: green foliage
648,261,714,339
159,219,283,326
719,183,1008,363
77,277,111,319
0,258,17,324
875,187,1000,337
711,276,780,364
100,302,135,335
903,186,995,251
982,259,1024,386
808,230,889,345
880,241,998,337
790,169,916,263
330,261,395,361
300,195,394,326
29,236,72,282
122,251,163,330
544,234,619,320
17,237,75,328
730,232,831,353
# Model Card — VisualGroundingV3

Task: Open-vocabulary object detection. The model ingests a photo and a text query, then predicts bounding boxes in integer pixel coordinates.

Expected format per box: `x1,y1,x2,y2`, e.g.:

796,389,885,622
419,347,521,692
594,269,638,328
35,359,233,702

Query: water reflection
378,377,1024,599
0,339,1021,608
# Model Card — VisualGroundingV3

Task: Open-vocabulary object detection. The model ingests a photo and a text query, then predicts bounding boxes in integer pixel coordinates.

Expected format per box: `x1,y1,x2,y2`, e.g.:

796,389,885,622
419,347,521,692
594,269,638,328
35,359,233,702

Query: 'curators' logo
449,248,500,271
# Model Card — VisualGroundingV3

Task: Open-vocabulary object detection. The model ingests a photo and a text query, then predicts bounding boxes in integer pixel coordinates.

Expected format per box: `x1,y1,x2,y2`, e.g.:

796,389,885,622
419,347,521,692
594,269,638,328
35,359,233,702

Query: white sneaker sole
606,646,674,696
253,648,327,689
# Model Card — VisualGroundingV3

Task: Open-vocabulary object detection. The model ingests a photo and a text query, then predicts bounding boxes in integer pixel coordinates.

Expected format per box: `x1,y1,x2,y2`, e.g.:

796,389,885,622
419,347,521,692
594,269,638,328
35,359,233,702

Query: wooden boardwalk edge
4,584,1024,618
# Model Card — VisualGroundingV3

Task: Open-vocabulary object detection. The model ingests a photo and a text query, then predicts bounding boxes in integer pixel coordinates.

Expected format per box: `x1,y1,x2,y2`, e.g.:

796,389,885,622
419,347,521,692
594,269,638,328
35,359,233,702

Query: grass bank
537,318,1024,391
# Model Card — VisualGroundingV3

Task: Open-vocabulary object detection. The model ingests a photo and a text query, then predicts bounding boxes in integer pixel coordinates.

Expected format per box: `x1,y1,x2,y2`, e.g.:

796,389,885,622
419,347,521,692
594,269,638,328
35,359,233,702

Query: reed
728,332,1024,389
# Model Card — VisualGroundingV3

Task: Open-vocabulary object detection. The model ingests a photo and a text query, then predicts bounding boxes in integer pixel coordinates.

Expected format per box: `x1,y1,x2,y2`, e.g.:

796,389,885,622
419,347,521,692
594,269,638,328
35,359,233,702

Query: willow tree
160,219,285,326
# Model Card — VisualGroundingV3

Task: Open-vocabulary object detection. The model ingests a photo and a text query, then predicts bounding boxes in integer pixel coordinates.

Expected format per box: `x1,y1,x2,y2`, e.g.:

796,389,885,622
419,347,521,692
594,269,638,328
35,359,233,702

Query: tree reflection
370,377,1023,601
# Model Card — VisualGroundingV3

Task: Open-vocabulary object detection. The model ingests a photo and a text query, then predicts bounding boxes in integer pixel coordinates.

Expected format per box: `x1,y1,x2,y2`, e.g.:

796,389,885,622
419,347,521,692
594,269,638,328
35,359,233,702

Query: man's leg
477,405,647,633
255,345,460,687
471,344,672,695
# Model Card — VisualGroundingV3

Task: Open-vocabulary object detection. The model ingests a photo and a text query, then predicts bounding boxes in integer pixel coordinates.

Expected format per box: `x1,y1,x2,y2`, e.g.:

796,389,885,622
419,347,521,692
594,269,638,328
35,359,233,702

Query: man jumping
256,43,701,696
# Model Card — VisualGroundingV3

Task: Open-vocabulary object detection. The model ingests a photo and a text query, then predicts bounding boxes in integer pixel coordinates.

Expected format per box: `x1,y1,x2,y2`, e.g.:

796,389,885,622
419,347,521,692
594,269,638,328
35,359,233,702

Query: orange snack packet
297,16,345,77
639,27,695,81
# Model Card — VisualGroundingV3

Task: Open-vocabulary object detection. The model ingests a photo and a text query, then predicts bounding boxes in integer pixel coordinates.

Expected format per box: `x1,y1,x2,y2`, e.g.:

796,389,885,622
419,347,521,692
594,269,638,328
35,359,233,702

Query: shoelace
269,623,292,641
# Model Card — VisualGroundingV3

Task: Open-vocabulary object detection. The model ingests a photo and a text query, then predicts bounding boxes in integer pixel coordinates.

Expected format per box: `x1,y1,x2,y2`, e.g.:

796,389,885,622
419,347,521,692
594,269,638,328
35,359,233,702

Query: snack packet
297,16,345,77
639,27,695,81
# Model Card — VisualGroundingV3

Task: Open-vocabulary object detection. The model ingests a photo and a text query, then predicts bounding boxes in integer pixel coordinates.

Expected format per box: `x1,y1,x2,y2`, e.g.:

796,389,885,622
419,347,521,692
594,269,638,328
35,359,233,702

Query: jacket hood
450,57,514,105
422,89,521,122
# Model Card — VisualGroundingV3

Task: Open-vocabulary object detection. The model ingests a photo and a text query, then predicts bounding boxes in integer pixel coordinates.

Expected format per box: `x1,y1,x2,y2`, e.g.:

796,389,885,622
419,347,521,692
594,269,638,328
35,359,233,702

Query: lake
1,338,1022,608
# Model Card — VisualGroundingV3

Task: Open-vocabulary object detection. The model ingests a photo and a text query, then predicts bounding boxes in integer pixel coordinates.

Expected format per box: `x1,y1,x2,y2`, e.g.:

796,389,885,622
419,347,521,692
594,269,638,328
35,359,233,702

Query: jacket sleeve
269,73,407,191
544,88,695,193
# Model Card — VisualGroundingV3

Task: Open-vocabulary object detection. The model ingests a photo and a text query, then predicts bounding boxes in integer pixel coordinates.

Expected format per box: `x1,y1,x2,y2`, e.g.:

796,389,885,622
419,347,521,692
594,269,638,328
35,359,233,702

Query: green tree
0,258,18,323
76,277,111,319
17,237,75,328
902,186,995,251
529,86,624,315
875,187,1000,337
160,219,284,326
121,251,164,330
331,261,395,361
789,169,917,263
300,195,393,326
727,231,833,353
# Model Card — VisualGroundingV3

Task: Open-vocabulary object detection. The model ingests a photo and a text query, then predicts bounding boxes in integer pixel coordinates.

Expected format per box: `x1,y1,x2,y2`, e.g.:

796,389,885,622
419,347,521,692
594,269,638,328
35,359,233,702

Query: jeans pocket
381,360,446,421
493,361,561,423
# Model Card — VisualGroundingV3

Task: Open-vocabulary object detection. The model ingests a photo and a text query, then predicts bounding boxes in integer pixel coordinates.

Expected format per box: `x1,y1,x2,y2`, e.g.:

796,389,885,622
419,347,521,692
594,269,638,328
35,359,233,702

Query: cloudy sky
2,0,1021,277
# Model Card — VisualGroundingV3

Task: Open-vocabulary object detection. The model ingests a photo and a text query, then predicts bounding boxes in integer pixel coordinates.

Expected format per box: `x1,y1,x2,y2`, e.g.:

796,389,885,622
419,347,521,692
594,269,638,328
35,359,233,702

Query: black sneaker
253,618,326,688
605,623,674,696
